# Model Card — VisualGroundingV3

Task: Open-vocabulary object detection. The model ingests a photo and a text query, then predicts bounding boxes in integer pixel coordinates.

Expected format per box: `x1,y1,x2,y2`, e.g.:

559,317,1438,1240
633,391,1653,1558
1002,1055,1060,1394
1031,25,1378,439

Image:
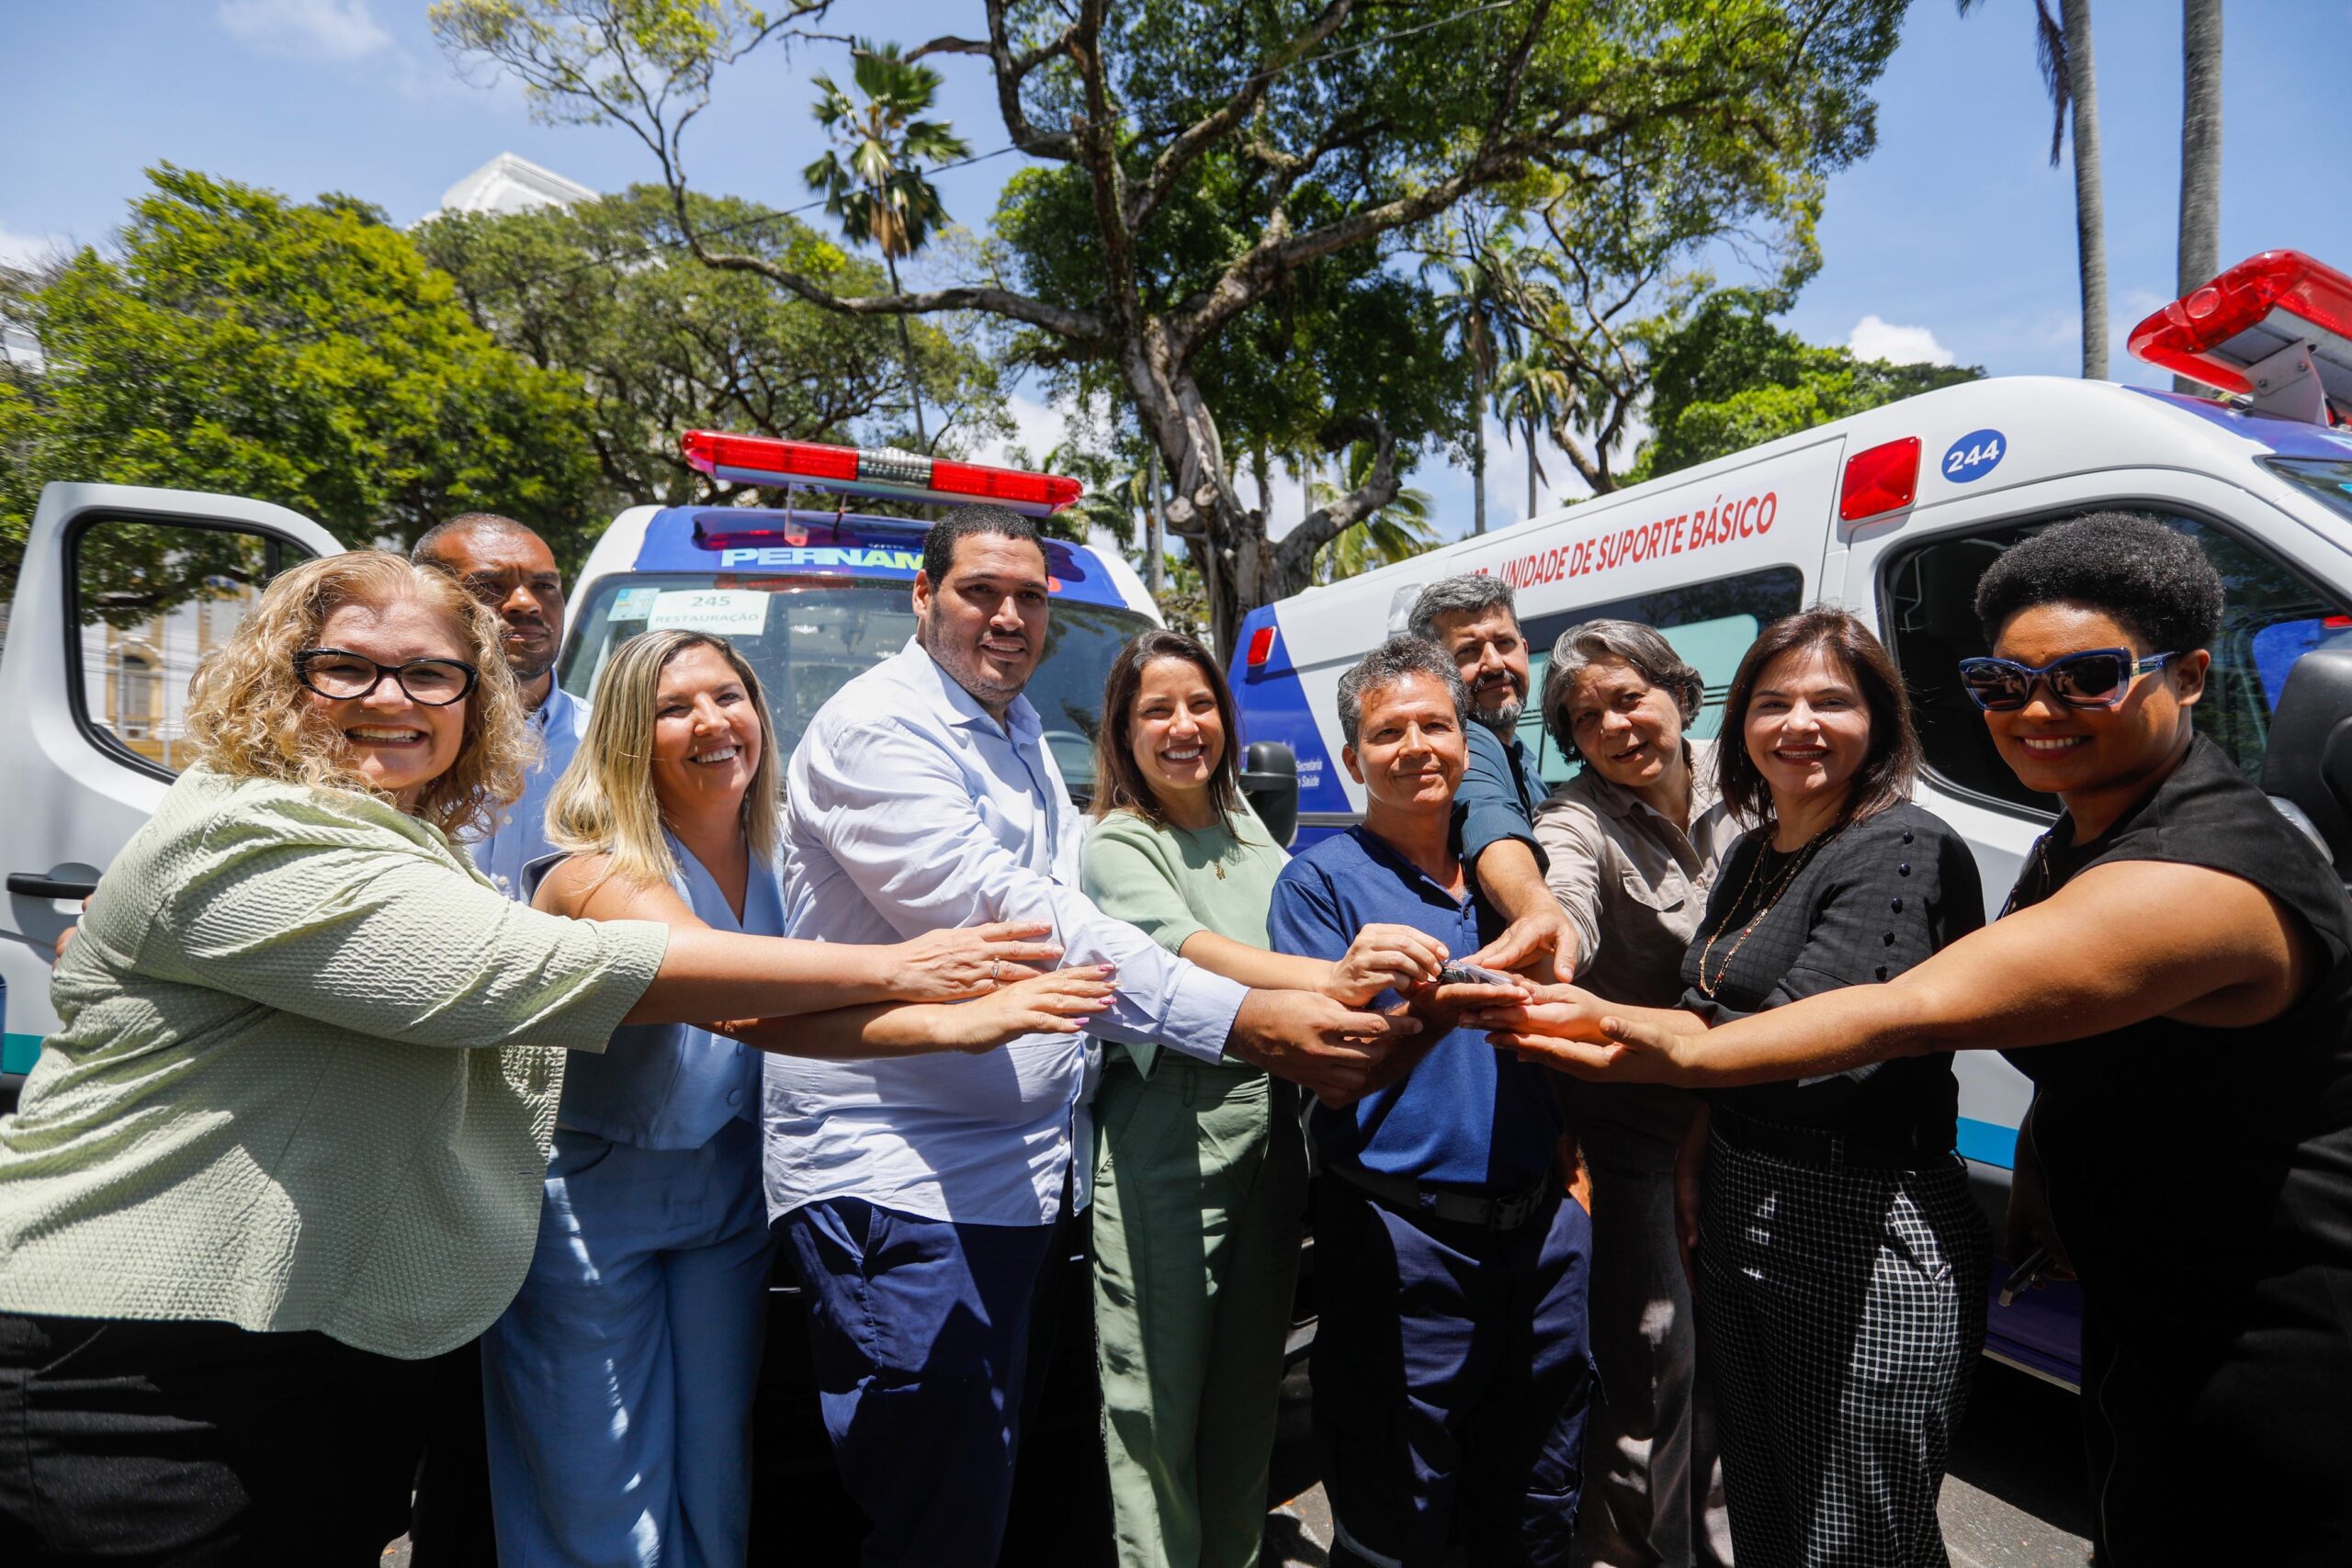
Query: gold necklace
1695,824,1842,996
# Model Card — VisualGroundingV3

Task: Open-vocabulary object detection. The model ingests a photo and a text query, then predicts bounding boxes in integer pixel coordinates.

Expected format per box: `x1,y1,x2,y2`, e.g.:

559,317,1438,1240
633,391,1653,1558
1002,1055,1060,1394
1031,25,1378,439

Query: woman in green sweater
1083,630,1450,1568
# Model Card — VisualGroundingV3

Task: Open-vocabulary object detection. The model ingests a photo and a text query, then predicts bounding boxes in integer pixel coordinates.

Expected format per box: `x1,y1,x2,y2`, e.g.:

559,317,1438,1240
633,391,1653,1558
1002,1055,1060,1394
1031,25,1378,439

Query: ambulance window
1519,565,1805,786
1883,512,2352,815
69,518,301,776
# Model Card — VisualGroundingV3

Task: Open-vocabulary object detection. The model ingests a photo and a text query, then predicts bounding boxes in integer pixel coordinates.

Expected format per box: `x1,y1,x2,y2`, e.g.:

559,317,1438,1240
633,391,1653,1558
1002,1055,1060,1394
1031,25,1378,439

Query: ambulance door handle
6,874,98,900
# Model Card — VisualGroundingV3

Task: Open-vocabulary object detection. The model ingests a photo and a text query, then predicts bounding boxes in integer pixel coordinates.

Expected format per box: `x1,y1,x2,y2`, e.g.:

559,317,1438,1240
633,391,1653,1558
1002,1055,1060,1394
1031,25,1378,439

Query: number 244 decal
1942,428,2006,483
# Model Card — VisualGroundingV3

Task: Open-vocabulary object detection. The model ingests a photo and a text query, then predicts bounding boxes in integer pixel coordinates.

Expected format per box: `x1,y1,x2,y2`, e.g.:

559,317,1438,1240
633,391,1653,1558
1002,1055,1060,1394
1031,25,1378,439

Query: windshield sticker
1941,429,2006,484
607,585,662,622
645,589,769,637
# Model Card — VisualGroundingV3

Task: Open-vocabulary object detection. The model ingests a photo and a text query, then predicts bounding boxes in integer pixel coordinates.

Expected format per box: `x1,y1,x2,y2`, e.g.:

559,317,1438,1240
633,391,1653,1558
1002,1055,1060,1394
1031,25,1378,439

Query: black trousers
0,1311,427,1566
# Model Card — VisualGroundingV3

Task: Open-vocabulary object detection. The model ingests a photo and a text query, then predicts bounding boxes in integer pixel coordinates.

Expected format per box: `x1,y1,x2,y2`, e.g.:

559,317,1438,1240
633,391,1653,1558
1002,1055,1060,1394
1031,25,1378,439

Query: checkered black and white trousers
1695,1134,1989,1568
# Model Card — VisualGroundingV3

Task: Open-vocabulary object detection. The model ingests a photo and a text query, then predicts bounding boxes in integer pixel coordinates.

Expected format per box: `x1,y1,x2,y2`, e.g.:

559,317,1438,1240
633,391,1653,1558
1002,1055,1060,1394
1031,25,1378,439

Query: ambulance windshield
557,575,1155,801
2266,457,2352,526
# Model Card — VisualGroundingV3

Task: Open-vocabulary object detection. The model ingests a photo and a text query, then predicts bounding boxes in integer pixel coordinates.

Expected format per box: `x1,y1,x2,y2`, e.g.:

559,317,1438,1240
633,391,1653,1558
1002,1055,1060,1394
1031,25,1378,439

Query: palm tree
803,40,971,448
1423,230,1524,535
1493,349,1572,522
1959,1,2107,378
1310,444,1439,586
2177,0,2222,390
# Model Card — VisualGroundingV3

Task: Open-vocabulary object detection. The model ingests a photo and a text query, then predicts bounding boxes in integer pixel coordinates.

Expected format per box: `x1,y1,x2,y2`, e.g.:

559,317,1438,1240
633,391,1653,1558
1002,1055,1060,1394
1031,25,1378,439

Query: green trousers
1091,1053,1308,1568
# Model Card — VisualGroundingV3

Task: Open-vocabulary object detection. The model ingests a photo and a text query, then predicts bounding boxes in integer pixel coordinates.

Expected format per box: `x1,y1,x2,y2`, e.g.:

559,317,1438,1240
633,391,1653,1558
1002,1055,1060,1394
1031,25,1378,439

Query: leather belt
1711,1106,1948,1172
1328,1160,1559,1232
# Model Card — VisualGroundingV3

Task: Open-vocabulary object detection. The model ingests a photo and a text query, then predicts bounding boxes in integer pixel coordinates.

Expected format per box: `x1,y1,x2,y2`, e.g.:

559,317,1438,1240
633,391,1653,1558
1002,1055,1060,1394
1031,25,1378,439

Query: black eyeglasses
295,648,479,707
1955,648,2177,712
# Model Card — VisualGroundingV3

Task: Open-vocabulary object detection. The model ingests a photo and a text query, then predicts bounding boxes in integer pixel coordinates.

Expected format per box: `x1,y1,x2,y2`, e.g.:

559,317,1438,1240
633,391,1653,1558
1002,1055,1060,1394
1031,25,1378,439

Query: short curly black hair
1973,512,2224,652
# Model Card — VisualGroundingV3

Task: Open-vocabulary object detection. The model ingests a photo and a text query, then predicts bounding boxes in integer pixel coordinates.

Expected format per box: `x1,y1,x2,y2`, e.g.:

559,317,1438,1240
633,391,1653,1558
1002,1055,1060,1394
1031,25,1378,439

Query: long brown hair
1715,606,1920,829
1090,630,1246,826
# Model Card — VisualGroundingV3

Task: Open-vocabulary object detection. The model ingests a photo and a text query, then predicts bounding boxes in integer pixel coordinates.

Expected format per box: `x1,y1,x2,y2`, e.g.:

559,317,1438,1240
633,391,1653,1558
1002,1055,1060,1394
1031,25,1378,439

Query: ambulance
0,432,1170,1098
1228,249,2352,1387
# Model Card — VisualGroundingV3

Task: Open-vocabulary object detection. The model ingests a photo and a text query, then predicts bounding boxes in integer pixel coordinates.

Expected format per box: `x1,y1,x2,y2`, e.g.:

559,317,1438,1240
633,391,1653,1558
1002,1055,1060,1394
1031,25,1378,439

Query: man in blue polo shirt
1270,636,1593,1568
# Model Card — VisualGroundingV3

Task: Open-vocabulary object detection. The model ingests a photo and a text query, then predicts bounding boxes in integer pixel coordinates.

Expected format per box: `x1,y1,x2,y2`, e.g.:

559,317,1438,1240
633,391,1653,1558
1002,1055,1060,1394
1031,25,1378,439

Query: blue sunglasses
1955,648,2178,712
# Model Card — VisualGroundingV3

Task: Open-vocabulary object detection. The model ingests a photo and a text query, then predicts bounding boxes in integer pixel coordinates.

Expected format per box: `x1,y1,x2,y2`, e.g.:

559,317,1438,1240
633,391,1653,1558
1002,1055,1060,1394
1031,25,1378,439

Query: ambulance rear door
1,484,339,1092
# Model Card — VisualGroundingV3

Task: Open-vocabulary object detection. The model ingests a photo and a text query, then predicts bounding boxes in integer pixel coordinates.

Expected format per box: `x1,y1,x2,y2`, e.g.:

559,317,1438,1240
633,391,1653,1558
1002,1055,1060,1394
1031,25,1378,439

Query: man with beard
403,513,585,1564
1410,576,1579,980
413,513,591,899
768,505,1420,1568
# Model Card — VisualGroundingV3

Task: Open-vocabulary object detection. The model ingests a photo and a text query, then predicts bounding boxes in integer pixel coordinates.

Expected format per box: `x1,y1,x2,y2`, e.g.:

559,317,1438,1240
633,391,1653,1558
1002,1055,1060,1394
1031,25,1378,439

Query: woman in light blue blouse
483,629,1114,1568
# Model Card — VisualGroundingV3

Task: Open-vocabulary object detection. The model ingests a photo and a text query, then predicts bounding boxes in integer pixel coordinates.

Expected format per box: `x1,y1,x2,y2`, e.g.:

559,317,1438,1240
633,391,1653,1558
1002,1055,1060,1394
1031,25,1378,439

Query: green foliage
414,186,1006,503
803,41,971,262
1630,288,1984,481
1310,445,1438,586
0,165,598,602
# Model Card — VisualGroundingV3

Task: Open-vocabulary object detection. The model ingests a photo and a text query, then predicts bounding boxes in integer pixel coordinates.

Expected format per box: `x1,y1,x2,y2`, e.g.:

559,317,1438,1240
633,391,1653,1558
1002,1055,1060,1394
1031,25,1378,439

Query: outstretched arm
1491,859,2314,1085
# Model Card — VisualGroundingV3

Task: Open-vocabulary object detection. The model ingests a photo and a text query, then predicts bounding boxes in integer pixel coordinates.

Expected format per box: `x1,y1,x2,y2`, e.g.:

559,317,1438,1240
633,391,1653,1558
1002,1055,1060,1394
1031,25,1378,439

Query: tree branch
1127,0,1358,233
1273,413,1398,587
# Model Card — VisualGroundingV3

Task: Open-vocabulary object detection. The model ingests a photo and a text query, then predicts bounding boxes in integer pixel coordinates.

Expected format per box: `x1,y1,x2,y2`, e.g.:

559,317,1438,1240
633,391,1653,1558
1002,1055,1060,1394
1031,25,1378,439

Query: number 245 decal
1942,428,2006,483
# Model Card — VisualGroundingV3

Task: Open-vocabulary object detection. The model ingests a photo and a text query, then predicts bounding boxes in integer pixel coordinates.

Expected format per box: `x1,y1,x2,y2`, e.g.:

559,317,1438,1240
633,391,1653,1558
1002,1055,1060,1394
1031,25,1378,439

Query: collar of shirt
1582,738,1721,825
1347,822,1488,918
899,635,1043,745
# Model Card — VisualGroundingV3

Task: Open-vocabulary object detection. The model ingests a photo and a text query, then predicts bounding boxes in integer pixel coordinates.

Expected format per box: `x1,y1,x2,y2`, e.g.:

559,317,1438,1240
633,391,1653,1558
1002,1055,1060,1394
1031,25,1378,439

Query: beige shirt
0,766,668,1359
1534,742,1744,1143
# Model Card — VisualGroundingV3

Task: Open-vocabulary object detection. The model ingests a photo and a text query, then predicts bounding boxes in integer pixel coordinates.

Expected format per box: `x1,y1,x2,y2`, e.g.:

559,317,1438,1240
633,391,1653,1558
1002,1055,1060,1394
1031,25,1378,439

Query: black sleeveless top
1681,802,1980,1147
2002,736,2352,1353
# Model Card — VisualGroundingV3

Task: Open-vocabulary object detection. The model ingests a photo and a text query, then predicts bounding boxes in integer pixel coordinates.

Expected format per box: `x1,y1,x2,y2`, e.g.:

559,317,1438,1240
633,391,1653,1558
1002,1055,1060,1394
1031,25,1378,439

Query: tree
1960,0,2106,378
1492,346,1570,520
414,185,1006,506
433,0,1908,656
0,166,597,603
1423,225,1526,536
1627,288,1983,481
2176,0,2221,390
803,41,974,449
1310,444,1437,586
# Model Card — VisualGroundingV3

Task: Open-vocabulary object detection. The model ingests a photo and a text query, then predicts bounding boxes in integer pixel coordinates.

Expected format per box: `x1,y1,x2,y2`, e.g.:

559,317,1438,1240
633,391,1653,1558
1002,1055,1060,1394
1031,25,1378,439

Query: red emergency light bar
2128,250,2352,423
679,430,1082,516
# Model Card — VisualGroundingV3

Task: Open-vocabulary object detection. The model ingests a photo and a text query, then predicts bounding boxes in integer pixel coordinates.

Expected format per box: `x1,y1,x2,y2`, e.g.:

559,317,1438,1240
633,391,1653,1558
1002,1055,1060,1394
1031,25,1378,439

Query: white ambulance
1227,250,2352,1386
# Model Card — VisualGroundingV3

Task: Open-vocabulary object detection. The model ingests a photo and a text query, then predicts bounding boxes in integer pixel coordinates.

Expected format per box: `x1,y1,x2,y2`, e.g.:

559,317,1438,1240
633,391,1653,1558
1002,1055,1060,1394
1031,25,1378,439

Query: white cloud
1847,314,1958,367
0,223,67,270
216,0,392,62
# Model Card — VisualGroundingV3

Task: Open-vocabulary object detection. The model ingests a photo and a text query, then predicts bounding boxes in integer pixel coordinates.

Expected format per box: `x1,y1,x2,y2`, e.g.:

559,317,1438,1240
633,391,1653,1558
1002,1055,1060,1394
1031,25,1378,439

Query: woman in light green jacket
1082,630,1449,1568
0,550,1107,1564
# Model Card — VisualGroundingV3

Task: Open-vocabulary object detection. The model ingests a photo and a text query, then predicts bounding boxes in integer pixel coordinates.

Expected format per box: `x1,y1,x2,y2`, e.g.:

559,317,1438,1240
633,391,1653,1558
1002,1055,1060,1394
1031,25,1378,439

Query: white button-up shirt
763,641,1250,1226
463,683,591,900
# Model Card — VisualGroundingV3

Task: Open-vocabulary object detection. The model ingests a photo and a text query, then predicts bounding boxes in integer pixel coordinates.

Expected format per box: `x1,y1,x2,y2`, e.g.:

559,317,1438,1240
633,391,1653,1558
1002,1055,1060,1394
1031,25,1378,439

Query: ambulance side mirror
2262,633,2352,872
1240,741,1300,849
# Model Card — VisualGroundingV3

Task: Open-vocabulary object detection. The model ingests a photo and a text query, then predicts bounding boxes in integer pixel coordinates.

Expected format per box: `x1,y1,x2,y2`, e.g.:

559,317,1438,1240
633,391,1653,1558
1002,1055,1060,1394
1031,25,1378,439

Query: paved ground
387,1354,2090,1566
1263,1356,2091,1568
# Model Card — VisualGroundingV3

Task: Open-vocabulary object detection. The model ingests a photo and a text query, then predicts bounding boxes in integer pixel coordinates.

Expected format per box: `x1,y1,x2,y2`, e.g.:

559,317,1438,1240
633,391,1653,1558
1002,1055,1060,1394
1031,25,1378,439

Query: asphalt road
385,1353,2091,1566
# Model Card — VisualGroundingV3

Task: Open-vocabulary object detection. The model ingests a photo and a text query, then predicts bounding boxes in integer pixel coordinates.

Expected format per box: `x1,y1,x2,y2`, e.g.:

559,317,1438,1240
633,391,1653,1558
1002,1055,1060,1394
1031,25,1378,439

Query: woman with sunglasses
1481,513,2352,1565
0,552,1102,1563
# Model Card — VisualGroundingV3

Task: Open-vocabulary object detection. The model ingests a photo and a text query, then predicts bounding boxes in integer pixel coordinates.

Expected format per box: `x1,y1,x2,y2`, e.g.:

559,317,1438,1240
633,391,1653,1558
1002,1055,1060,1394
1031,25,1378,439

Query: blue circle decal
1941,429,2006,484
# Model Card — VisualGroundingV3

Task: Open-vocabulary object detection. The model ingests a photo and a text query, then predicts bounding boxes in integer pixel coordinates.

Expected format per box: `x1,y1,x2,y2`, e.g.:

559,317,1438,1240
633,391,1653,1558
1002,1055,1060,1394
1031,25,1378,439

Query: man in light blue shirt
407,512,585,1564
415,513,592,897
768,505,1414,1568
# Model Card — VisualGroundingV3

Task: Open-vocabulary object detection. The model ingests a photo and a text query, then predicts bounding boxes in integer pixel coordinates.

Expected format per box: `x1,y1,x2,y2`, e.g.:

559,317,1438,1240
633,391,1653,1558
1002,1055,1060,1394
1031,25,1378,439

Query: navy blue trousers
1312,1176,1596,1568
778,1197,1072,1568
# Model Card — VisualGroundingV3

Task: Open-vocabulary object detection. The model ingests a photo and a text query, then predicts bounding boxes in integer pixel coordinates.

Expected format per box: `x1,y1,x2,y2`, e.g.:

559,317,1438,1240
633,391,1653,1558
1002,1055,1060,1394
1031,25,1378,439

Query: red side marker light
1840,437,1921,523
1245,626,1277,668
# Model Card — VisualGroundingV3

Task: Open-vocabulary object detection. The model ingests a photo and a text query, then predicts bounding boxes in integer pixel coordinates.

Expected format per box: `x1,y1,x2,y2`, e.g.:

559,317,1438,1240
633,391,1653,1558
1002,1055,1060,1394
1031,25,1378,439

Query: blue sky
6,1,2349,544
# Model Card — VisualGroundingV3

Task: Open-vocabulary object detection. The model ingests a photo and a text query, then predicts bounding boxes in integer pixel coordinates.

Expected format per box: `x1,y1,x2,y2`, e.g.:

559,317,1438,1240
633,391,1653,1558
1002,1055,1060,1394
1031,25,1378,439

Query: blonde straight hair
544,629,782,890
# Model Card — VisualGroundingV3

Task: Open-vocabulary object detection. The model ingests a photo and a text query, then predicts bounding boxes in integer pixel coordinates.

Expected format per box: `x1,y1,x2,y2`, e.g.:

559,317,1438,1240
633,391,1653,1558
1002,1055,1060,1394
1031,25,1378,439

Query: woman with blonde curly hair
0,551,1107,1564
